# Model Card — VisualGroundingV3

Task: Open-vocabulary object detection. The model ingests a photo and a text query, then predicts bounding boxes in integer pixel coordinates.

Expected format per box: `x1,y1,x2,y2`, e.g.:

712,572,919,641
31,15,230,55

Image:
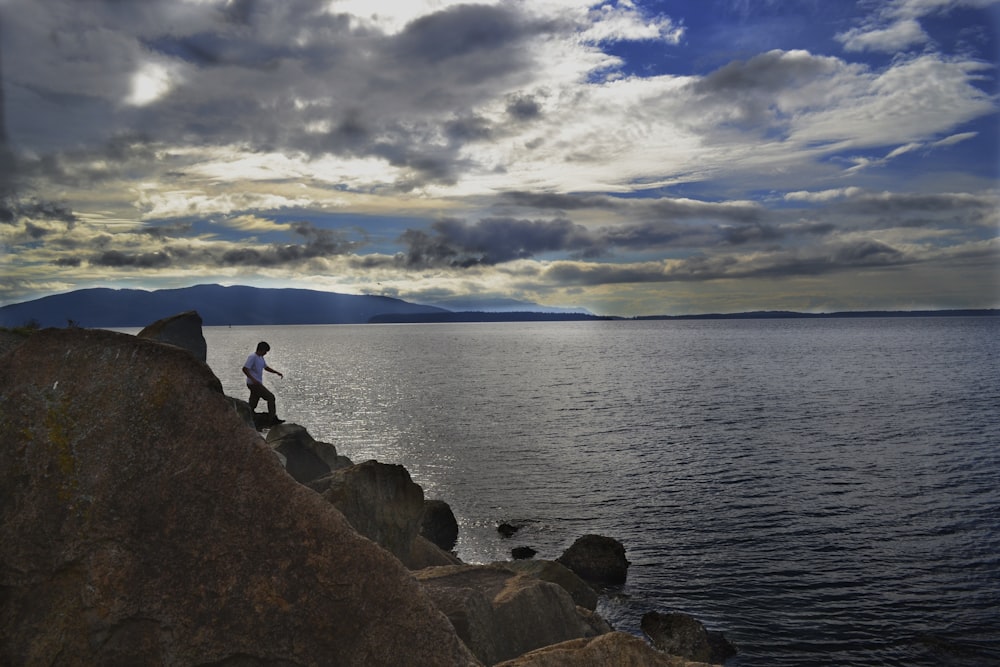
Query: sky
1,0,998,316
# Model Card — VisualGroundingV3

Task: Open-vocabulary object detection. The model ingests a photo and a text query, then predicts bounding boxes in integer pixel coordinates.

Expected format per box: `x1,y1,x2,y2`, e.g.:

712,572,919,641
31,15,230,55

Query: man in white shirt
242,341,284,426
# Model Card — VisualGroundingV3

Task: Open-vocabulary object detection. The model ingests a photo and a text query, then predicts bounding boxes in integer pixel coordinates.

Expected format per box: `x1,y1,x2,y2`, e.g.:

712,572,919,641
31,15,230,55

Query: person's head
256,342,270,355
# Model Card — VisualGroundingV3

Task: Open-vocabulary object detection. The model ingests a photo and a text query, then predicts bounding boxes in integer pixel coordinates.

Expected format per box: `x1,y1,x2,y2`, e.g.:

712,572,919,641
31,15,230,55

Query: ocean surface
199,317,999,666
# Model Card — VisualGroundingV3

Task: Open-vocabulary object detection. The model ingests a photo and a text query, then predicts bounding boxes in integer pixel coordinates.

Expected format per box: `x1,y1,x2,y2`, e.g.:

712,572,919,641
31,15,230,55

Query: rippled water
201,317,1000,666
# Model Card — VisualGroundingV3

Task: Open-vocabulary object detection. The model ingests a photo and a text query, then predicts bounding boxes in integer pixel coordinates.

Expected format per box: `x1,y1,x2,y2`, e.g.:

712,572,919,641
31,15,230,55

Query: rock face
557,534,631,585
137,309,207,361
494,631,713,667
322,459,426,566
0,328,478,666
421,498,460,551
641,612,737,665
416,564,613,666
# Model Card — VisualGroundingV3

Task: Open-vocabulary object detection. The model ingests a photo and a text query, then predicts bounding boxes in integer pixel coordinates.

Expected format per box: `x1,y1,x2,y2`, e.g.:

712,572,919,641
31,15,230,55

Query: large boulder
137,309,207,361
266,422,352,485
494,632,713,667
421,498,460,551
497,560,599,611
641,612,737,665
0,328,478,666
322,459,426,566
416,564,612,665
556,534,630,585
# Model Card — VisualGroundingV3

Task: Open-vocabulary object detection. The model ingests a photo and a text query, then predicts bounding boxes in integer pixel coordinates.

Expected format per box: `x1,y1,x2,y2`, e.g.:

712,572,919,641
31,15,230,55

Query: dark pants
248,383,276,417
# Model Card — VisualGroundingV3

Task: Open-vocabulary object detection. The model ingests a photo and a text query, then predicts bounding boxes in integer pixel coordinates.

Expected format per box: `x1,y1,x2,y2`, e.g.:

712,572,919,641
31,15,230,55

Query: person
242,341,284,425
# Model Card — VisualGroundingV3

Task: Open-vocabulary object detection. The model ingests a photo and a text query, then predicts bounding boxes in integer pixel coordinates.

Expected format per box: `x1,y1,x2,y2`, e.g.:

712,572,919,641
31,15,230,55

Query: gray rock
641,611,737,665
421,498,459,552
137,310,207,361
556,534,630,585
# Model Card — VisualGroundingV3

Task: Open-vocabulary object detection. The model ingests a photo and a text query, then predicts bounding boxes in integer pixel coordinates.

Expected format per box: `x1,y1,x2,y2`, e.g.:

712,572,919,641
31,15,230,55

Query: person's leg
258,385,277,418
248,384,261,411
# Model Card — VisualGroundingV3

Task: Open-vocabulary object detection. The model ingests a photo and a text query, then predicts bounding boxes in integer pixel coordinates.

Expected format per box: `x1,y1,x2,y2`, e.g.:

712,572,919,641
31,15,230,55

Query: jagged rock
137,310,207,361
556,534,630,585
512,546,537,560
421,498,459,551
322,459,425,566
641,612,737,665
0,328,478,666
265,423,349,484
494,631,713,667
497,560,598,611
416,564,612,665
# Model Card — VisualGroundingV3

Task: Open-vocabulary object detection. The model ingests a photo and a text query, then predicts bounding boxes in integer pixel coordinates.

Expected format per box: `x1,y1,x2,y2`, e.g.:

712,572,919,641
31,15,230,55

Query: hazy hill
0,284,450,328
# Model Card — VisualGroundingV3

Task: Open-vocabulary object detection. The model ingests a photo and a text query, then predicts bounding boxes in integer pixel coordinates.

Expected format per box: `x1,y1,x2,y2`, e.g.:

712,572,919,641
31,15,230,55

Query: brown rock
641,612,737,665
494,631,713,667
556,534,630,585
322,459,426,566
497,560,599,611
416,564,612,665
0,328,478,666
137,309,207,361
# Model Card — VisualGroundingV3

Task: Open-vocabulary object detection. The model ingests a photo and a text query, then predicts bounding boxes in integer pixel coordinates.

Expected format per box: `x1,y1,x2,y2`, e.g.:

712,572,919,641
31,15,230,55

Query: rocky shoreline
0,312,736,666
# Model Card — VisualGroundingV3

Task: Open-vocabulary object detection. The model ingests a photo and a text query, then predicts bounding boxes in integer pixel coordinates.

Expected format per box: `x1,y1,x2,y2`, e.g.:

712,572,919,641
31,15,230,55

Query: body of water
200,317,999,666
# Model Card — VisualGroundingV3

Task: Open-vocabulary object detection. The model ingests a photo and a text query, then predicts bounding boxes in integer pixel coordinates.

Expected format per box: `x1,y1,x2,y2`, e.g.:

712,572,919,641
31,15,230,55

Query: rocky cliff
0,325,726,666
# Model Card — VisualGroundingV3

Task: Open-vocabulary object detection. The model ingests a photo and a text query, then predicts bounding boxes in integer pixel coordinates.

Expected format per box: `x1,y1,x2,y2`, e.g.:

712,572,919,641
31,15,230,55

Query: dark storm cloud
76,220,358,271
401,216,596,267
91,250,172,268
0,196,77,226
210,222,357,267
541,238,910,286
598,221,714,248
397,207,837,268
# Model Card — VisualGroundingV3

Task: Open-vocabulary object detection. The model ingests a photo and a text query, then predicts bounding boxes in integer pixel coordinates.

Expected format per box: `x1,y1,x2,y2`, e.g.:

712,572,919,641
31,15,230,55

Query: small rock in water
497,522,521,538
641,611,737,664
556,534,630,585
511,546,537,560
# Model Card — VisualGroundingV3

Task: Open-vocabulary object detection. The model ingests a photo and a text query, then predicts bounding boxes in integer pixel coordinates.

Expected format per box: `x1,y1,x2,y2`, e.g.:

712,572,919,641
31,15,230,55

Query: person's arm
265,365,284,378
242,365,261,385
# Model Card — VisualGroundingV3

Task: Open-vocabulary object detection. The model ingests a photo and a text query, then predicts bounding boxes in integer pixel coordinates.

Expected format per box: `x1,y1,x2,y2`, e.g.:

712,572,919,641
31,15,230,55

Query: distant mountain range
1,285,996,328
0,284,450,328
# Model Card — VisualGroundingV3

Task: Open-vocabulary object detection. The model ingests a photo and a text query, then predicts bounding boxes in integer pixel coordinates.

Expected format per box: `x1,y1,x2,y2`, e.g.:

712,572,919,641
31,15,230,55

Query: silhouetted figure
242,341,284,426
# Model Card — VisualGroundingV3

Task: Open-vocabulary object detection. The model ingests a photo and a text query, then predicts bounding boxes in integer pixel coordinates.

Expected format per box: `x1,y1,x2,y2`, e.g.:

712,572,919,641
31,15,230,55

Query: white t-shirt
244,353,266,386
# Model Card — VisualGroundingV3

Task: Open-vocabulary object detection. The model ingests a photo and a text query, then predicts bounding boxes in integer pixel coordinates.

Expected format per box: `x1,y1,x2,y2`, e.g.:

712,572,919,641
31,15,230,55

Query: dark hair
257,341,270,353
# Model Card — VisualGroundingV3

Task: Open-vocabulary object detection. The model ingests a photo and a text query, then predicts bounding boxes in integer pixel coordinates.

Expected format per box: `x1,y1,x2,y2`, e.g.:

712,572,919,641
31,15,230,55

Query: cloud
836,0,999,53
837,18,929,53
